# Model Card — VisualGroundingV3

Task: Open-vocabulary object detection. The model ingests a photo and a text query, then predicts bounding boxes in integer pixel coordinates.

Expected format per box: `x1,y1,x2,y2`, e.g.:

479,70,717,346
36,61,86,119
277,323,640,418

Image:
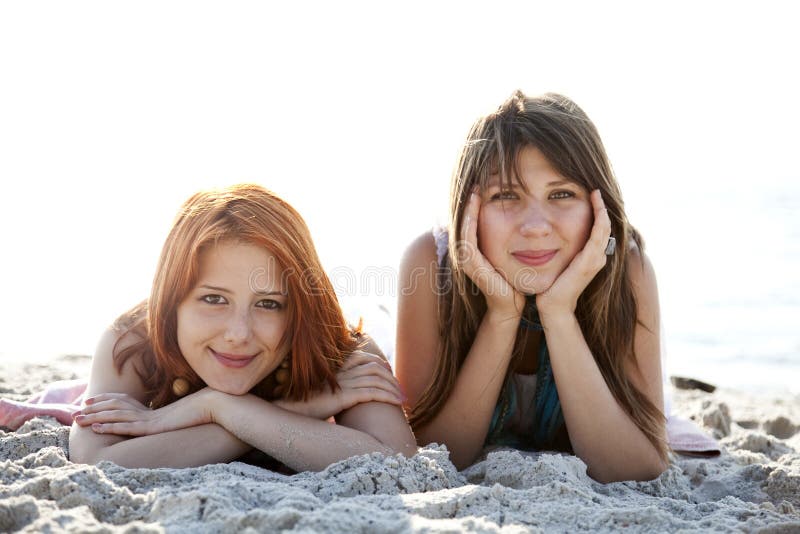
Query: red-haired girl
70,184,415,470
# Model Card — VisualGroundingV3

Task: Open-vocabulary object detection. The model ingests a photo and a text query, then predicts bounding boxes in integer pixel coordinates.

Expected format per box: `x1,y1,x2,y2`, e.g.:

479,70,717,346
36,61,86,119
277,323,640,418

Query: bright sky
1,1,798,382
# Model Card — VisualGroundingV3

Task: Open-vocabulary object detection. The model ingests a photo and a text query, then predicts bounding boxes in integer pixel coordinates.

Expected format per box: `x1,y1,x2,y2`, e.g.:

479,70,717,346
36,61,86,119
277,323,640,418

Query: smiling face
476,145,594,295
176,240,290,395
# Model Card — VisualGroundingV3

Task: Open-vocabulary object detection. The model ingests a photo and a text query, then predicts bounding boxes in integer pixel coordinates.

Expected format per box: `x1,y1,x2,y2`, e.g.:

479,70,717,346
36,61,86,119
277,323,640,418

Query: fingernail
84,397,94,405
71,410,81,417
74,415,85,422
92,423,103,433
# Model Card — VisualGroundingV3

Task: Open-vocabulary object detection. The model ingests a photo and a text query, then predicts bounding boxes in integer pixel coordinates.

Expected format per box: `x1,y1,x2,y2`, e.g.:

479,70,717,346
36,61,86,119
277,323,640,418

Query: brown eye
550,190,575,200
201,295,227,305
490,190,518,201
256,299,282,310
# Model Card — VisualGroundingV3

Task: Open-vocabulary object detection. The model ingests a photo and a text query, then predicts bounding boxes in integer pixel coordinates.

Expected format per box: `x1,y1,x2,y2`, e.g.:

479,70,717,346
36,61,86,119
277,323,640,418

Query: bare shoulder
400,230,438,276
625,245,664,411
85,326,149,401
626,243,657,286
70,325,150,463
396,231,442,408
626,245,659,317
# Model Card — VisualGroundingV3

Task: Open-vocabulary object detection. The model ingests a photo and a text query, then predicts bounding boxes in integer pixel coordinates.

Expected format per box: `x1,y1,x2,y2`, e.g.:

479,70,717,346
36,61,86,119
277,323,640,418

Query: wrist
195,387,226,424
483,307,523,328
273,398,301,416
539,310,578,332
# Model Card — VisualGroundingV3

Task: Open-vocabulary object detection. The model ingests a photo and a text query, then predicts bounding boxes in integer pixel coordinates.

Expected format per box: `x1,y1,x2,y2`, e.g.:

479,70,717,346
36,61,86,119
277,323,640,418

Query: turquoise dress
485,296,571,451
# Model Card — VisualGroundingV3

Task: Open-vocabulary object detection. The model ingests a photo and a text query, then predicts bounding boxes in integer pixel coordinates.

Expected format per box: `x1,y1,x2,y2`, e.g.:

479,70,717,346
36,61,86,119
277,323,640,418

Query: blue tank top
485,296,567,450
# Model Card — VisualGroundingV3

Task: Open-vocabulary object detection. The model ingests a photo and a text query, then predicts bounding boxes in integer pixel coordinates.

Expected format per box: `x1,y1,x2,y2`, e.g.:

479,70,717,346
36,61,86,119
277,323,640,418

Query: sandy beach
1,355,798,533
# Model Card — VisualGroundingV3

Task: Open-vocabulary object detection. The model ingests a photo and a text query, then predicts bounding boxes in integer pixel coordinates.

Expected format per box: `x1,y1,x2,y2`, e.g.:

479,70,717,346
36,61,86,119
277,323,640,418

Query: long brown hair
113,184,358,408
410,91,668,461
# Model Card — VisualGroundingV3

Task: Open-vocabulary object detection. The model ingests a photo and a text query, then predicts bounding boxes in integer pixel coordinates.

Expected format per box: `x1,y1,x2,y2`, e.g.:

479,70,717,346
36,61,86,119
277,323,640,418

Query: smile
512,250,557,267
210,348,258,369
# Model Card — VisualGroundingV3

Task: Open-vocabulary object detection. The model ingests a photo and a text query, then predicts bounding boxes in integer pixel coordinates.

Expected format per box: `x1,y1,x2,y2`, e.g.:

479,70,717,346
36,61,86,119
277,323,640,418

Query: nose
519,201,552,237
224,310,252,345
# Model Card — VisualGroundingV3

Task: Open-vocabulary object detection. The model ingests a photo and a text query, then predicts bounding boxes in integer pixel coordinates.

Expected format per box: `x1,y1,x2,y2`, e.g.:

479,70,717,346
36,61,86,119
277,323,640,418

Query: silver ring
604,236,616,256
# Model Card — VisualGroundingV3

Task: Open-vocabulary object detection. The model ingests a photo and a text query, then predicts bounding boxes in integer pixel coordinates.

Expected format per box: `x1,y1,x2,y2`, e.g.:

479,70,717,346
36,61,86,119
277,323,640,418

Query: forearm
69,423,250,468
543,314,666,482
211,393,407,471
416,310,519,469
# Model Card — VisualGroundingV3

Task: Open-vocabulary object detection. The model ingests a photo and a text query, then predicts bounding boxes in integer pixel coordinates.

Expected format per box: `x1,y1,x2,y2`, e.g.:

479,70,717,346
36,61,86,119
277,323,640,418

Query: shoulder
86,326,149,401
400,230,439,270
399,230,442,299
626,243,658,301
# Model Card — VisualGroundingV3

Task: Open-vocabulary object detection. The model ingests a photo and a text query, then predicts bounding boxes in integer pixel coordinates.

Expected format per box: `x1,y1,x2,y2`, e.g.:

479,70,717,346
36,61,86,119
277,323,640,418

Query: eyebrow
198,284,287,296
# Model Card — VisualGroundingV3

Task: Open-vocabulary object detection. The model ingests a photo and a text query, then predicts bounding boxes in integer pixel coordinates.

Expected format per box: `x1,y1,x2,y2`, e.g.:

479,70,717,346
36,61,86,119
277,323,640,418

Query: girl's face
477,145,594,295
176,241,290,395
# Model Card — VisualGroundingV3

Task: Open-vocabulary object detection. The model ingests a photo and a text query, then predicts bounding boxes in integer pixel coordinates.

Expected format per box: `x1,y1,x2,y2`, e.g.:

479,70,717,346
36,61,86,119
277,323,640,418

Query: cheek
571,207,594,251
255,316,290,351
176,305,216,352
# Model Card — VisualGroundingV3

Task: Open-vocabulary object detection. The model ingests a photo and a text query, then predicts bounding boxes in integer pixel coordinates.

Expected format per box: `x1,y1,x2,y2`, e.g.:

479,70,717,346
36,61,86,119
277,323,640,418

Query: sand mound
1,359,799,532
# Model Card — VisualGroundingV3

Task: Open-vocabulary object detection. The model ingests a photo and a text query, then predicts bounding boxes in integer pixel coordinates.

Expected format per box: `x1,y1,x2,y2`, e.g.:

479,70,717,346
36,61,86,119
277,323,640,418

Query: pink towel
667,415,721,456
0,379,87,430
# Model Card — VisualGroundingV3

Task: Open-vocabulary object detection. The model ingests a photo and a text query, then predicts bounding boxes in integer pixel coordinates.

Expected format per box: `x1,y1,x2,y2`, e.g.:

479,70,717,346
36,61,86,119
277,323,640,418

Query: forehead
485,146,570,187
196,241,286,292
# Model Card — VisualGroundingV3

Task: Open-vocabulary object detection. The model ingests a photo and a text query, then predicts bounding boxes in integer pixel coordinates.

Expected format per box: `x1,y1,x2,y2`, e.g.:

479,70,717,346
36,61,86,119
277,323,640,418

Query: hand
73,390,214,436
536,189,612,320
458,189,525,319
275,351,405,420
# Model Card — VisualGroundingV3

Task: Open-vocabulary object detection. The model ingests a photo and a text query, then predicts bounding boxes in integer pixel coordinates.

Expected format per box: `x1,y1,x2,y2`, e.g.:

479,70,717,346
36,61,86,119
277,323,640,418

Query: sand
1,355,799,533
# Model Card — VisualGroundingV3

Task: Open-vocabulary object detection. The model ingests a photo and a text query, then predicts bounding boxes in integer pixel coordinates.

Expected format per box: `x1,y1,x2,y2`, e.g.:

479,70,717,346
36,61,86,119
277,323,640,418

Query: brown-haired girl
396,91,669,482
70,184,416,470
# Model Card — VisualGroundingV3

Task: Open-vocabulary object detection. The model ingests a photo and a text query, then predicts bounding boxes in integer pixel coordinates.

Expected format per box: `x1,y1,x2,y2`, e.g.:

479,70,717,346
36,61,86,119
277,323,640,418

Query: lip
210,348,257,369
512,249,558,267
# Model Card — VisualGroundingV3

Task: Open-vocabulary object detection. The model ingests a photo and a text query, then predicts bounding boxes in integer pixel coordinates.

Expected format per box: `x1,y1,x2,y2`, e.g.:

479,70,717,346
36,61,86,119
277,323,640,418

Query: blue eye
256,299,283,310
200,295,227,305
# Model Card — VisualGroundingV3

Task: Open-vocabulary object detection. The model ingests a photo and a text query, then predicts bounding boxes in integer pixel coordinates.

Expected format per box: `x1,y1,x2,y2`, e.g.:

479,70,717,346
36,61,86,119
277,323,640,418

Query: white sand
1,356,799,533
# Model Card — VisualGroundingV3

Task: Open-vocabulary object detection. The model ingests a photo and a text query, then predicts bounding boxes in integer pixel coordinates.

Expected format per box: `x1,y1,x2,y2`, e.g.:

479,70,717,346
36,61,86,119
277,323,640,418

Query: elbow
382,438,418,459
642,457,670,481
68,444,98,465
590,457,669,484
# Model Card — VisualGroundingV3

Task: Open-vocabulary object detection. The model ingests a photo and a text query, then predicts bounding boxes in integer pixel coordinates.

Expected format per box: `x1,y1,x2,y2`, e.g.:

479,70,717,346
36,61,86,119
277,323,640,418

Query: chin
212,382,253,396
514,279,554,296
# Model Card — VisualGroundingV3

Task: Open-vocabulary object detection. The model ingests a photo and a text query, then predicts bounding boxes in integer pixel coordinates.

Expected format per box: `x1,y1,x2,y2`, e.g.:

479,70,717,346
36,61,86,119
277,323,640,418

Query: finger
587,190,612,253
83,393,143,407
340,350,392,372
74,409,139,426
338,387,404,409
338,360,401,389
91,422,147,436
458,190,481,263
338,374,404,400
78,398,142,416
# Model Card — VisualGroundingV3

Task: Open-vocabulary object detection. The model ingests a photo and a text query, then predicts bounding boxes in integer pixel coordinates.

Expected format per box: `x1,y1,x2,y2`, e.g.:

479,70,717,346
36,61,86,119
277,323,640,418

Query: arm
209,390,416,472
396,194,526,469
69,328,249,468
75,348,416,470
537,192,668,482
85,387,415,472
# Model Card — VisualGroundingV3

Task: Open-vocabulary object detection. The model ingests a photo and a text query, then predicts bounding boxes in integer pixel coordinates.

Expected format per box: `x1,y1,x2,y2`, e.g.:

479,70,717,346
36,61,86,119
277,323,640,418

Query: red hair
113,184,358,408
